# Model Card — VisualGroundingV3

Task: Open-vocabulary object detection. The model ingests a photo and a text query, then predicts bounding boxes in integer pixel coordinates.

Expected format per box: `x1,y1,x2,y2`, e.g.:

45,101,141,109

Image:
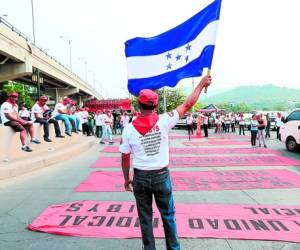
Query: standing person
250,115,258,147
100,110,113,144
31,96,64,142
224,115,230,133
203,113,209,137
95,110,104,138
77,108,90,136
186,112,194,141
239,114,245,135
257,114,267,148
275,112,283,140
265,114,271,139
121,111,130,134
119,76,211,250
230,114,236,133
1,92,40,152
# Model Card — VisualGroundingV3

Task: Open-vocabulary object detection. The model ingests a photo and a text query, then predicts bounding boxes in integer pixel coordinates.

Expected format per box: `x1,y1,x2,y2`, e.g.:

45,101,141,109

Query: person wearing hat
119,75,211,250
0,92,40,152
31,96,64,142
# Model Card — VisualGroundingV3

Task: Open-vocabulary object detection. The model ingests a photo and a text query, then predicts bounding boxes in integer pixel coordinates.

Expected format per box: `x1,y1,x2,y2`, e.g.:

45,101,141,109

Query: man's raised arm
176,75,211,118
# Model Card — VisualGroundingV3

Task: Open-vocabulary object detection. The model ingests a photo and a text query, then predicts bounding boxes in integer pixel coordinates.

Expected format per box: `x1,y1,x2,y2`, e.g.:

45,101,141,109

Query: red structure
85,99,132,112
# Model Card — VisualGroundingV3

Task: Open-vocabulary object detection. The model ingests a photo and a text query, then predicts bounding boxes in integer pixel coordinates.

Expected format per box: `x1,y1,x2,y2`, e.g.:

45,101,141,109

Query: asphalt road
0,129,300,250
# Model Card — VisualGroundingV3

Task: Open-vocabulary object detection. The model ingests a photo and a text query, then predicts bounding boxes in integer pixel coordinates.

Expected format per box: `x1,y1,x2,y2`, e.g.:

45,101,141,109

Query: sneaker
100,141,105,144
56,135,65,138
31,139,41,144
65,132,72,136
264,145,267,148
44,138,52,142
109,141,114,145
22,146,32,152
74,131,79,134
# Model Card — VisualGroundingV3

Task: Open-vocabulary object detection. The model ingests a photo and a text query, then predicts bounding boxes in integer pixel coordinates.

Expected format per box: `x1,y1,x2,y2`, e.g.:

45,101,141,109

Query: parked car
280,109,300,152
175,114,197,129
270,117,276,131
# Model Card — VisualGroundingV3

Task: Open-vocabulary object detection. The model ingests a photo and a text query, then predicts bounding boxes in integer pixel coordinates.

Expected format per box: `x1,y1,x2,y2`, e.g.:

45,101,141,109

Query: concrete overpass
0,17,101,104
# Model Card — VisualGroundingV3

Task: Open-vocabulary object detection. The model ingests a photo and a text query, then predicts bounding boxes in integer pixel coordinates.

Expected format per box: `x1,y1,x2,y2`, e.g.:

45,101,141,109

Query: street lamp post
60,36,72,71
78,57,88,82
30,0,36,44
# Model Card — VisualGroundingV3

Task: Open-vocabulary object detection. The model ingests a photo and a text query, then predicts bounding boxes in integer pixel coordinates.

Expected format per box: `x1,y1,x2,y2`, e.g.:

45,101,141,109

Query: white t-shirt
19,109,30,118
186,115,194,125
53,103,66,117
77,111,88,124
276,117,283,127
1,102,18,124
121,115,130,128
203,116,209,125
119,110,179,170
31,103,50,121
103,114,113,125
96,113,105,126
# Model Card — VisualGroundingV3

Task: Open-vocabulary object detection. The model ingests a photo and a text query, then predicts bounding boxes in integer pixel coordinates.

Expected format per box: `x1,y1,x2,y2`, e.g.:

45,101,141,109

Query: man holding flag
120,0,221,249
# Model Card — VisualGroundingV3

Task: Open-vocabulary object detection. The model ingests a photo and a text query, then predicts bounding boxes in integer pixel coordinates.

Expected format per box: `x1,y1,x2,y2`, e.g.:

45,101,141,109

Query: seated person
18,104,31,121
31,96,65,142
52,97,73,136
0,92,40,152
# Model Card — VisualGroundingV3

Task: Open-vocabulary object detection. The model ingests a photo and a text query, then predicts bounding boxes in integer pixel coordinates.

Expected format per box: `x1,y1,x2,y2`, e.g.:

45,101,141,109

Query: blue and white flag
125,0,222,96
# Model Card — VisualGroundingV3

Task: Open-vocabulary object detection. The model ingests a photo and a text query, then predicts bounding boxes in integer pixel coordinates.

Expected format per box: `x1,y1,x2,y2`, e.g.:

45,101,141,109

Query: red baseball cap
138,89,158,106
9,92,19,97
40,95,48,101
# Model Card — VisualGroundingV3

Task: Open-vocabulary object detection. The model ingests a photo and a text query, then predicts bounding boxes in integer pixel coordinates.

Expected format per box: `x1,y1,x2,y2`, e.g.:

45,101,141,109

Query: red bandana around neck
6,98,17,107
132,113,159,136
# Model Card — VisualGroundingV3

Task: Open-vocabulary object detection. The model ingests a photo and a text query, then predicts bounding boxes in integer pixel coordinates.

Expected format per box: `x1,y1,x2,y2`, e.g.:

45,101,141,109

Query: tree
131,88,187,114
2,81,35,108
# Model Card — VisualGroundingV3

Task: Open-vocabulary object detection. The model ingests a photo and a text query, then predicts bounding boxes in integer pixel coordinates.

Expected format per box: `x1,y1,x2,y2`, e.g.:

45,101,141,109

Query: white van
280,109,300,152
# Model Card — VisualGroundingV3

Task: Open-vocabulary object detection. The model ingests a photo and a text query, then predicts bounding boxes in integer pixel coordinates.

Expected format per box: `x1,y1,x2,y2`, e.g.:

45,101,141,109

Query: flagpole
163,87,167,113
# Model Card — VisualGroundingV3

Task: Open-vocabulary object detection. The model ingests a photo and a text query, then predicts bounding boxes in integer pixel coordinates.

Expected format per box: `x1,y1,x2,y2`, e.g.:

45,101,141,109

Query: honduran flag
125,0,222,96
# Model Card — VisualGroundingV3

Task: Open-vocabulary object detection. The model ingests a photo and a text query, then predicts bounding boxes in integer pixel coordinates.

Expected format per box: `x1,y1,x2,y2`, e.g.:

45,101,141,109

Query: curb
0,138,96,180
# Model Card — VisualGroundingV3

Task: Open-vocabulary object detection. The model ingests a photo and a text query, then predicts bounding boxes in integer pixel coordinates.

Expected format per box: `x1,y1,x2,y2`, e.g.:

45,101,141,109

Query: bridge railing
0,17,100,98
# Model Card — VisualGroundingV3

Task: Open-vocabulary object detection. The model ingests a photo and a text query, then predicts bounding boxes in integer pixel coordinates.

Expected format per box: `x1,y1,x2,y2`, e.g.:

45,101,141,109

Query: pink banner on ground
28,200,300,242
170,133,248,139
74,170,300,192
101,146,281,155
92,155,300,168
182,141,249,146
170,135,248,141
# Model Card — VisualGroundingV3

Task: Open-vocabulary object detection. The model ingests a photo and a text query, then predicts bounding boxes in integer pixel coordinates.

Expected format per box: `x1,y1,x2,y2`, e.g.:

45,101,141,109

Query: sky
1,0,300,98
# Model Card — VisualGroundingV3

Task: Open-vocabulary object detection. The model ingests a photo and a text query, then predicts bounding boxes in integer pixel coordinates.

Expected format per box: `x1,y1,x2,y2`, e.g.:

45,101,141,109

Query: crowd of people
0,92,136,152
185,111,285,147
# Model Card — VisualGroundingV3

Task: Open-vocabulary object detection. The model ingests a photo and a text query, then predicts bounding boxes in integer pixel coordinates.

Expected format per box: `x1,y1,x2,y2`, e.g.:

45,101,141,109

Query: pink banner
28,200,300,242
74,170,300,192
91,155,300,168
101,146,280,155
169,135,248,141
182,141,249,146
170,133,248,139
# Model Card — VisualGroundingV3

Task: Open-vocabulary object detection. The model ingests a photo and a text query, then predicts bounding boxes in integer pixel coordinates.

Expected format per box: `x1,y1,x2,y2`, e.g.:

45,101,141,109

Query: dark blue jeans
133,167,180,250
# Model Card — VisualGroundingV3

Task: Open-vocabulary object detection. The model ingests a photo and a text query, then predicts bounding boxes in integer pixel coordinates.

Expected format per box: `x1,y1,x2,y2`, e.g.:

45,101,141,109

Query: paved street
0,129,300,250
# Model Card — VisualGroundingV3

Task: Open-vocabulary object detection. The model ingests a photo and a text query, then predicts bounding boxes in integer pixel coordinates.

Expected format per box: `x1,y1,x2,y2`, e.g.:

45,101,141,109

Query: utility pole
30,0,36,44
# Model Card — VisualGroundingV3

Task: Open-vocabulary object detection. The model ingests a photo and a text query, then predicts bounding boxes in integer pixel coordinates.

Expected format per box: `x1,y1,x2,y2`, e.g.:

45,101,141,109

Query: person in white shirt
1,92,40,152
120,111,130,134
186,112,194,140
203,113,209,137
77,107,90,136
52,97,73,136
238,114,245,135
31,96,64,142
95,110,104,138
18,104,31,121
100,110,113,144
119,75,211,250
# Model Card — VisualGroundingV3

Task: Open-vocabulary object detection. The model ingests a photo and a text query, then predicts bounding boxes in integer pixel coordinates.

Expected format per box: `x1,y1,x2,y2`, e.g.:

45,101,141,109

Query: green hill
201,84,300,110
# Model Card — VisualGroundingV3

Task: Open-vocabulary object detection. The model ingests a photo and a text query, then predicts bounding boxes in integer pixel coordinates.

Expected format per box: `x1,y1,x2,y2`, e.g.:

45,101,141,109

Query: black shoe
22,146,32,152
56,135,65,138
109,141,114,145
100,141,105,144
65,132,72,136
77,129,82,132
44,138,52,142
74,131,79,134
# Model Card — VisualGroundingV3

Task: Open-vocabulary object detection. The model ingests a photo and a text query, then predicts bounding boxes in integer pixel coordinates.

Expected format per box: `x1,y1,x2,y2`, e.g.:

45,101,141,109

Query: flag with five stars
125,0,222,96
